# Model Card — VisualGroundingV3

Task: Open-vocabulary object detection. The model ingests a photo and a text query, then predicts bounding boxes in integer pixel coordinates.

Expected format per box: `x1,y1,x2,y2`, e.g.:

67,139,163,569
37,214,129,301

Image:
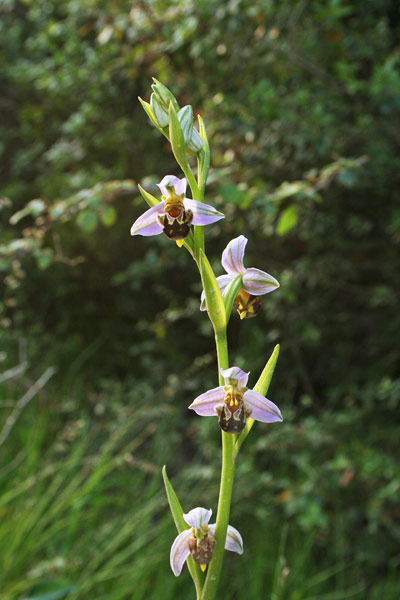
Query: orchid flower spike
189,366,282,433
201,235,279,318
131,176,224,245
170,507,243,576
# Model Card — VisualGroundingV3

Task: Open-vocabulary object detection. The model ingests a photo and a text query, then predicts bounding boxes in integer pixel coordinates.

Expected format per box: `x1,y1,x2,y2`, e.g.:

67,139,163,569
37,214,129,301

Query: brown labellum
188,535,216,566
234,289,262,319
158,208,193,240
216,386,252,434
216,403,248,433
161,216,191,240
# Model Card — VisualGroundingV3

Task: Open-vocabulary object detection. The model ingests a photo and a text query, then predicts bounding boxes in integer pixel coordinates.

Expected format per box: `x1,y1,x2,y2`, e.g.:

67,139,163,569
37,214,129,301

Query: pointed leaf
138,97,162,131
139,96,170,141
167,104,199,196
138,184,160,208
223,274,243,322
162,465,188,532
235,344,280,453
162,467,204,591
253,344,280,396
169,102,191,175
197,115,210,190
199,249,226,335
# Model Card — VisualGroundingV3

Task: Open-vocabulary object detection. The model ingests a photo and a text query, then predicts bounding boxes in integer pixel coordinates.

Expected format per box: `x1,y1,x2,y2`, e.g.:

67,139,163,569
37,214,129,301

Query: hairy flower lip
131,176,224,238
170,506,243,576
200,235,279,311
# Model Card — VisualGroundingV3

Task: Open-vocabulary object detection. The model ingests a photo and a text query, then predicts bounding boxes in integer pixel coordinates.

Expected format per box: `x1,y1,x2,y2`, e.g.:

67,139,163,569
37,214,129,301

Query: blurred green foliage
1,0,399,598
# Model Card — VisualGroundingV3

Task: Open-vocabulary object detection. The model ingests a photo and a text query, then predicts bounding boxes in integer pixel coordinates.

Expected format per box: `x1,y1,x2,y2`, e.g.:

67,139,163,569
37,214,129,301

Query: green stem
200,332,236,600
215,332,229,383
184,166,200,199
187,163,204,262
201,432,235,600
194,225,204,263
188,139,236,600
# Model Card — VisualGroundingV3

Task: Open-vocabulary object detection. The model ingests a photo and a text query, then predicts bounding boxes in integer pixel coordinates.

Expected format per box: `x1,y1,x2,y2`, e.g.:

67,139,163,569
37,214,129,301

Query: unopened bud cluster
143,79,203,153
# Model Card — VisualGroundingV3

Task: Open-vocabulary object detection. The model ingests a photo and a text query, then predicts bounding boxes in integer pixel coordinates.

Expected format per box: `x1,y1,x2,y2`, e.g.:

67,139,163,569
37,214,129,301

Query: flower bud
151,78,179,113
187,126,204,152
177,106,203,153
177,105,194,141
150,93,169,128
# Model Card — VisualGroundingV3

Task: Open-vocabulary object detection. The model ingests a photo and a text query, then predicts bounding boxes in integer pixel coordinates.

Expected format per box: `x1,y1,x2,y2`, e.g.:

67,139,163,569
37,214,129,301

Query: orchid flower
201,235,279,318
170,507,243,576
189,366,282,433
130,176,224,245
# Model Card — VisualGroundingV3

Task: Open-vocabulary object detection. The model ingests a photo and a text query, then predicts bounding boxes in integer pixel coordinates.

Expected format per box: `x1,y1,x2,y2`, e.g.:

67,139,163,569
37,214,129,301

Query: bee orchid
201,235,279,318
131,176,224,243
189,366,282,433
170,507,243,576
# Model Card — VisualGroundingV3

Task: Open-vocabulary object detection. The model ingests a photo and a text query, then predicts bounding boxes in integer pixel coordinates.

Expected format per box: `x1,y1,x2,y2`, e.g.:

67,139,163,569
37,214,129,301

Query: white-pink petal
183,507,212,529
170,529,192,576
200,274,233,311
221,235,247,275
157,175,187,198
221,367,250,388
243,389,282,423
225,525,244,554
184,198,225,226
130,202,165,236
242,267,280,295
188,386,225,416
208,524,244,554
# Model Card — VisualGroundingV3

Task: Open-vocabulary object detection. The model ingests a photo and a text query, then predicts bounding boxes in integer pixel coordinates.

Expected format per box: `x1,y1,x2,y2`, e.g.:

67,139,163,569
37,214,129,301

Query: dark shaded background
1,1,399,599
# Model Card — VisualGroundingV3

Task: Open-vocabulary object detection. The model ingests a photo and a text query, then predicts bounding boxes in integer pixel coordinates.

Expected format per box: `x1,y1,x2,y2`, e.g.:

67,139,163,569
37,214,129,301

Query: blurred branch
0,366,56,447
0,362,28,384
